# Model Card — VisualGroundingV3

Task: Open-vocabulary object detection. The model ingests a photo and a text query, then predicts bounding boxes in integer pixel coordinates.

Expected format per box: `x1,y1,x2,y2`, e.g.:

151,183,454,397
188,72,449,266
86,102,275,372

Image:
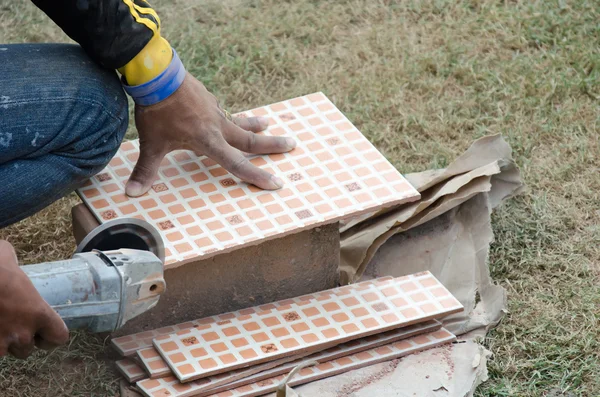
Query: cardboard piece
340,134,524,284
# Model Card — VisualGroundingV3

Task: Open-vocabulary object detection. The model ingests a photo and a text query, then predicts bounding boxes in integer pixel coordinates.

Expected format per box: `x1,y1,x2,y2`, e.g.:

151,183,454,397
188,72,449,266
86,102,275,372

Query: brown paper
340,134,524,285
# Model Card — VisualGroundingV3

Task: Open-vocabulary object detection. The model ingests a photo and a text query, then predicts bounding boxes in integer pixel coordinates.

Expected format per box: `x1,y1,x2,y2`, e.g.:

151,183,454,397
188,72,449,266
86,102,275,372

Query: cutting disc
74,218,165,262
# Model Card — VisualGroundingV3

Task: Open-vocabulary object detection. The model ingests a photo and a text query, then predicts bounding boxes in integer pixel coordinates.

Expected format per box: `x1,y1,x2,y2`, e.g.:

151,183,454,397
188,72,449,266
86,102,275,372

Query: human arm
31,0,295,196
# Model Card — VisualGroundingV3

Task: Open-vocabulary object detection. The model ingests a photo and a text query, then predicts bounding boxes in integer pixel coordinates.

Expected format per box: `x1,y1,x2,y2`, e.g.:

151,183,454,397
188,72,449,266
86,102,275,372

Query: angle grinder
20,218,166,333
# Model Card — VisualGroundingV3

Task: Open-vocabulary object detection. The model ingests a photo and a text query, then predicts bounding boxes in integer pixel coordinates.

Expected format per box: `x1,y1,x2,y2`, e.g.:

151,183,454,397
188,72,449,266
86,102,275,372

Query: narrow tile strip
137,320,440,397
137,319,439,381
117,358,147,383
137,327,455,397
153,272,462,382
114,276,402,357
112,273,460,358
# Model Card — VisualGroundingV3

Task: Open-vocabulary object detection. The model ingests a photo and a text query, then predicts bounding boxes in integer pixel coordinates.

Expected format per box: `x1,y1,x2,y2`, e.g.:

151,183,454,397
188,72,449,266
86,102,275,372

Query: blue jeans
0,44,129,227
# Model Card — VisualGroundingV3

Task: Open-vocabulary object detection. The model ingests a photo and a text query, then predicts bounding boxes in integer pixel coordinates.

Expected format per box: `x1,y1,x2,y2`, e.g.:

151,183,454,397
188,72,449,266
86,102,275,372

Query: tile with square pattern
111,273,458,358
137,319,440,380
113,323,201,357
77,93,420,268
138,344,313,381
137,327,456,397
150,272,462,382
116,358,147,383
138,347,172,379
135,320,440,396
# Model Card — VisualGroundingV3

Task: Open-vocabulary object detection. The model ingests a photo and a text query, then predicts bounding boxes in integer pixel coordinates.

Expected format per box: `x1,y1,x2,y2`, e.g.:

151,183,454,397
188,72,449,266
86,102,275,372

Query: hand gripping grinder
21,219,166,333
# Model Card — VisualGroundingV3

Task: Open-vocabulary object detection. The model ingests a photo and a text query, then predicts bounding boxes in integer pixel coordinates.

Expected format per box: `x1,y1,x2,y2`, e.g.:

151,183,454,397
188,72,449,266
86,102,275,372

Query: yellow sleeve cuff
118,35,173,86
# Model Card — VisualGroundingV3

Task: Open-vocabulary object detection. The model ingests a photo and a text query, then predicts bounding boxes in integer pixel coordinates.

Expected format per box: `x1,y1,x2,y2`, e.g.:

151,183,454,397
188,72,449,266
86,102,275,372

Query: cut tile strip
136,320,441,397
137,319,439,380
77,92,420,268
138,346,313,381
112,273,460,358
152,272,462,382
117,358,147,383
138,347,172,379
138,328,456,397
114,323,199,357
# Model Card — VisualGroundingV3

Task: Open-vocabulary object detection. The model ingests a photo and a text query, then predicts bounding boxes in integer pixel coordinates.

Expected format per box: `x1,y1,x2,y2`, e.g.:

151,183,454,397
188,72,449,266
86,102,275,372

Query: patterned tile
135,319,440,396
116,358,147,383
149,272,461,382
113,323,200,357
137,328,456,397
137,319,440,380
139,349,311,393
138,347,172,379
111,273,458,358
77,93,420,268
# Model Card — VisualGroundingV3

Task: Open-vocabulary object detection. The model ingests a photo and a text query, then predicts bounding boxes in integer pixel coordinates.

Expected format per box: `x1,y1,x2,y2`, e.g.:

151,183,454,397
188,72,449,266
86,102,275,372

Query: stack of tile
112,272,463,397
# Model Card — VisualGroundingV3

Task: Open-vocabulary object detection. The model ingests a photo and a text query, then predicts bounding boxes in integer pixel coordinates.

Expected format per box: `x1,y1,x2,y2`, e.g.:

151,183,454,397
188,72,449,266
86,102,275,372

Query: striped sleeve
31,0,174,85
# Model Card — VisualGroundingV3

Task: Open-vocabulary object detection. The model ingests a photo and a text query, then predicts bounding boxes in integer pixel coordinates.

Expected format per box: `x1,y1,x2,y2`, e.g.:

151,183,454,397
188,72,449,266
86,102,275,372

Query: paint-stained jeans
0,44,129,227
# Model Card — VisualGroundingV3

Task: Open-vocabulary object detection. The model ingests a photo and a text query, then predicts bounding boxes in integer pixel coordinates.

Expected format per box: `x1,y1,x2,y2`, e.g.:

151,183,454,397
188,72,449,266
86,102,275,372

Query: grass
0,0,598,395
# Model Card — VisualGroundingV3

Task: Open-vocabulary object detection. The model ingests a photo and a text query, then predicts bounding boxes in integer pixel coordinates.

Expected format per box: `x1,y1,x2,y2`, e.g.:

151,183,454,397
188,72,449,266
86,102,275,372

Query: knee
68,82,130,181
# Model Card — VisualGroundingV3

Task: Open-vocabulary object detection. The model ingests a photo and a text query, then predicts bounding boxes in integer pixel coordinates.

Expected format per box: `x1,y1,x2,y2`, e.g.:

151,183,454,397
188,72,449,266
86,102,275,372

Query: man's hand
125,73,296,197
0,241,69,359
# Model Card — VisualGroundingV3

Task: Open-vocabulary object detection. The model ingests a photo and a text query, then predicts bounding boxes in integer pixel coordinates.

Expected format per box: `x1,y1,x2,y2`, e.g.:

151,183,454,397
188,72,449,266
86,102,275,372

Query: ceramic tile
137,320,442,378
112,273,459,358
117,358,147,383
138,345,310,381
113,323,201,357
139,348,312,391
150,272,461,382
137,344,310,381
77,93,420,268
138,347,172,378
135,320,440,396
136,347,172,379
137,327,455,397
137,319,440,380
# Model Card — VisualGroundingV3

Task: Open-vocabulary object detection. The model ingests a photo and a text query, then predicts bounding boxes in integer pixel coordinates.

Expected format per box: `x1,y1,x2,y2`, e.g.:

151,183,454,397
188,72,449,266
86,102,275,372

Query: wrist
121,49,186,106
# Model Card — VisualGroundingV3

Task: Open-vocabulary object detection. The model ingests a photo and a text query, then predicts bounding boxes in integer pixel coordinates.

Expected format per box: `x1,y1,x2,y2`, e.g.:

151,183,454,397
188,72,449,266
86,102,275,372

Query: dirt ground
0,1,598,396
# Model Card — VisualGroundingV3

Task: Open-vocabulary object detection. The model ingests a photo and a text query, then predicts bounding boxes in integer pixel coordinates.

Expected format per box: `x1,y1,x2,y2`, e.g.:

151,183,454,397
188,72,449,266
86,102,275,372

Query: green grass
1,0,599,395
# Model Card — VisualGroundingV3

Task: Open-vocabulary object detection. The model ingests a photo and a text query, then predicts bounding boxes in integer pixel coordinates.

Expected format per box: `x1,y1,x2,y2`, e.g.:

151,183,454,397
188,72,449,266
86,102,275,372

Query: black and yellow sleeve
31,0,173,86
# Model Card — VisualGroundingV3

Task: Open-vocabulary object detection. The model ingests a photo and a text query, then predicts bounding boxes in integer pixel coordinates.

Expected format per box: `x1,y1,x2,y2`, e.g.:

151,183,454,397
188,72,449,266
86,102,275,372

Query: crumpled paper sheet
339,134,524,284
282,135,524,396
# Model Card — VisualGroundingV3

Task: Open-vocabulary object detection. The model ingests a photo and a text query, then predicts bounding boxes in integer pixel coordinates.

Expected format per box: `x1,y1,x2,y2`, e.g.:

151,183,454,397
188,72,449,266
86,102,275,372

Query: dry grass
1,0,599,395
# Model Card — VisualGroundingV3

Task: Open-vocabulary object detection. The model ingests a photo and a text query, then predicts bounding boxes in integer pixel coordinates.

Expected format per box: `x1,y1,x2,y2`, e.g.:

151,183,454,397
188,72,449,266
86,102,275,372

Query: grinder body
21,218,167,333
23,249,165,333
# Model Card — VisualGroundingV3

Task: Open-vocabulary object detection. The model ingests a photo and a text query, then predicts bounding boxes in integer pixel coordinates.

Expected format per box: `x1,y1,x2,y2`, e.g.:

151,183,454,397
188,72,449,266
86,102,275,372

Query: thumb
126,144,166,197
35,308,69,350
